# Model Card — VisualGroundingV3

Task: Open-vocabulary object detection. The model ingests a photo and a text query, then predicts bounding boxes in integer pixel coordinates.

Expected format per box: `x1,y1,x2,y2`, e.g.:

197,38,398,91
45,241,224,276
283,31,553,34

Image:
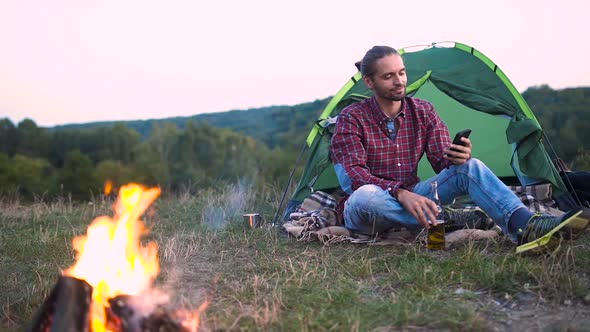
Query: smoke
128,287,171,318
201,179,255,229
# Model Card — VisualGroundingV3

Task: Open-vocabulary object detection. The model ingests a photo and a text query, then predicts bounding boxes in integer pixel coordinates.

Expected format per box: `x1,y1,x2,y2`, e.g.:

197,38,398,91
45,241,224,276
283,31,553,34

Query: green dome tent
278,42,574,221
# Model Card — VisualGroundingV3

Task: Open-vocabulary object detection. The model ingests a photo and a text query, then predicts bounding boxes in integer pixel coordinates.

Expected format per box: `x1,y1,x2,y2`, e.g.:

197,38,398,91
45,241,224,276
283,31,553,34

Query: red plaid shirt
331,96,452,216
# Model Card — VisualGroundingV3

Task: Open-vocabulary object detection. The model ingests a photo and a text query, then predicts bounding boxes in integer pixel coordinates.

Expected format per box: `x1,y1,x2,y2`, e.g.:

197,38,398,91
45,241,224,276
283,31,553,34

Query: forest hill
0,85,588,200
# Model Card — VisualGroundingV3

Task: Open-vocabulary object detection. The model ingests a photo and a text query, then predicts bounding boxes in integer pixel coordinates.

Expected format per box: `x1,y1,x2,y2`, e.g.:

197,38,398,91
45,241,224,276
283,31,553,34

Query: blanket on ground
283,184,561,248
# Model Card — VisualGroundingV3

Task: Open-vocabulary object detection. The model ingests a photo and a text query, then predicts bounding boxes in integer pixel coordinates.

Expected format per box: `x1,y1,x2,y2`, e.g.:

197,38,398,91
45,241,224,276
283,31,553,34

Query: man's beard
376,87,406,101
381,93,406,102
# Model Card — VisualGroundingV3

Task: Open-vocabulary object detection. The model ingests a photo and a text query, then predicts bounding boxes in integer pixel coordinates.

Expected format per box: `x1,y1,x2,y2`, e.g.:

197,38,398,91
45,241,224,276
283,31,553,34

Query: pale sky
1,0,589,127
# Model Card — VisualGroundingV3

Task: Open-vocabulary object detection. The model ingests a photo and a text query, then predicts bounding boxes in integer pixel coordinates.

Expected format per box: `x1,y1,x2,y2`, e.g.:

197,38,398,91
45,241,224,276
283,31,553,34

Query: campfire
27,184,208,332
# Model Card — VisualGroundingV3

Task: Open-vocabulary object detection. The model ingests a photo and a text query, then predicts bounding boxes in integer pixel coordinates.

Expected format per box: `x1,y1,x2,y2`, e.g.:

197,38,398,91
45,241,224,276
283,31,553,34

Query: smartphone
450,129,472,152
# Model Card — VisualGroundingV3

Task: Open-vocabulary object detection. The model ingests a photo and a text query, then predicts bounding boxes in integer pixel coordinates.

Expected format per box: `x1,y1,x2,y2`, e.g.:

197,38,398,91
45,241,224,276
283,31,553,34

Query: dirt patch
473,292,590,331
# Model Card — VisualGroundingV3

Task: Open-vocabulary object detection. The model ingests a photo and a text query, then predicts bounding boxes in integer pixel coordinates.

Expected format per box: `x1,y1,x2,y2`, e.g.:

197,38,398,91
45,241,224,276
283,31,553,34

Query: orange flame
178,299,210,332
104,180,113,196
65,184,160,332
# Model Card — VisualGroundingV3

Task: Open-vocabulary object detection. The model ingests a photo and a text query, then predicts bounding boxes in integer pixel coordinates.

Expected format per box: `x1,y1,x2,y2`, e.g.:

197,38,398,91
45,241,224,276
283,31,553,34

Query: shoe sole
516,209,585,254
573,207,590,237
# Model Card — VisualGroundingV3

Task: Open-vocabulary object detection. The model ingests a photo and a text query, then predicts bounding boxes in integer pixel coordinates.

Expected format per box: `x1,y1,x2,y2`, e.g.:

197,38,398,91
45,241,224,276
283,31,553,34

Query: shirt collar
369,96,407,123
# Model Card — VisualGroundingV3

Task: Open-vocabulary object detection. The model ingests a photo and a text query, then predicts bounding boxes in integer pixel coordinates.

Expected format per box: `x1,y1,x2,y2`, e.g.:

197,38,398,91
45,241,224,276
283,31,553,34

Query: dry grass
1,184,590,331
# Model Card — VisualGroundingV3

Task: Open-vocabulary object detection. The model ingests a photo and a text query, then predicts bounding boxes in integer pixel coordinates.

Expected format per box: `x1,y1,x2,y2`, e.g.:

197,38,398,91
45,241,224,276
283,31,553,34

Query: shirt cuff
387,183,403,198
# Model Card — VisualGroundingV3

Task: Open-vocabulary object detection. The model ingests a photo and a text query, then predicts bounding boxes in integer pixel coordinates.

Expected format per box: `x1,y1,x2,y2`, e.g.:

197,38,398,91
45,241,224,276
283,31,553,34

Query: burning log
27,276,93,332
139,308,191,332
107,295,190,332
107,295,136,332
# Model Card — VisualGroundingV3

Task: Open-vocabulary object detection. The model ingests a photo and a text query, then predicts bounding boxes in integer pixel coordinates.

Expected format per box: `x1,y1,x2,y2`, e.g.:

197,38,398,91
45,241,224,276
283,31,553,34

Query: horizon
6,84,585,129
44,95,333,128
2,0,589,127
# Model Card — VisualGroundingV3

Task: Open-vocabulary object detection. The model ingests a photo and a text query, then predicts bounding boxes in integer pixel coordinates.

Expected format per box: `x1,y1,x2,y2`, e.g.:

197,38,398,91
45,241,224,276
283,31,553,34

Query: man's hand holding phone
444,129,472,165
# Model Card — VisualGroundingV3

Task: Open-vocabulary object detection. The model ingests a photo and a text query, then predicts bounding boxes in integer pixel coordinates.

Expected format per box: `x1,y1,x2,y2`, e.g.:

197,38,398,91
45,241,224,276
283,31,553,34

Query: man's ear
363,75,374,89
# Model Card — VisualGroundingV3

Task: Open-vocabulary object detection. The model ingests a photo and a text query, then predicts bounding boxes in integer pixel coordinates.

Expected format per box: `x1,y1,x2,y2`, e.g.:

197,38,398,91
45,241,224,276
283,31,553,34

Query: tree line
53,98,332,149
0,118,298,200
1,86,588,201
522,85,590,169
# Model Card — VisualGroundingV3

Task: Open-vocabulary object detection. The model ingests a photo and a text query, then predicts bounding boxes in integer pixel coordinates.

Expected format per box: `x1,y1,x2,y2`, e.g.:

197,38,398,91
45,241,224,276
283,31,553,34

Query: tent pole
542,132,583,207
271,142,308,227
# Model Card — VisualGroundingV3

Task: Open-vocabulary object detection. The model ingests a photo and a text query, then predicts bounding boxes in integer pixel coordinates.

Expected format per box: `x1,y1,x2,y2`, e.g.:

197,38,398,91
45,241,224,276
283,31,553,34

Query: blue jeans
344,158,524,236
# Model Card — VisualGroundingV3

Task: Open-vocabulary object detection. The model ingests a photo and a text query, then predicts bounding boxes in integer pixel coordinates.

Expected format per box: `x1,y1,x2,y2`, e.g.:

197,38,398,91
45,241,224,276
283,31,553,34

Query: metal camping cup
243,213,262,228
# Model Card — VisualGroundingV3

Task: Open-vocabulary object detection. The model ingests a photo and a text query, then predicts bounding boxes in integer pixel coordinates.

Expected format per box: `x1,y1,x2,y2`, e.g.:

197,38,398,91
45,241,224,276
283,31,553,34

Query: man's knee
458,158,488,174
348,184,386,209
465,157,483,167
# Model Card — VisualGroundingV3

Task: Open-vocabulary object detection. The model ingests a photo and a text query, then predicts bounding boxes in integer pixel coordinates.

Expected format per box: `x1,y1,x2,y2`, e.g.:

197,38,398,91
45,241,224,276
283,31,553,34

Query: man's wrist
388,186,404,198
387,187,396,198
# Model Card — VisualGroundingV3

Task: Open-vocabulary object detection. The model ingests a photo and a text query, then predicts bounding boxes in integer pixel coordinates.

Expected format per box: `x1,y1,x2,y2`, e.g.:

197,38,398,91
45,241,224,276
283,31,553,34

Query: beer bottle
427,181,446,250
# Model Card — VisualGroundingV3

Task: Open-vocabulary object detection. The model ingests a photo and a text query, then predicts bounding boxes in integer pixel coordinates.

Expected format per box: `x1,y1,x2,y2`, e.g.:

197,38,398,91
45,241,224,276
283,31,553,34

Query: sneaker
442,207,494,232
517,209,584,251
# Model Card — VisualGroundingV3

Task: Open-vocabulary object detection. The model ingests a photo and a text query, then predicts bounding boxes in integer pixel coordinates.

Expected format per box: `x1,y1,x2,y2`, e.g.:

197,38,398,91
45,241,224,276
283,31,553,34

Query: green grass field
2,186,590,331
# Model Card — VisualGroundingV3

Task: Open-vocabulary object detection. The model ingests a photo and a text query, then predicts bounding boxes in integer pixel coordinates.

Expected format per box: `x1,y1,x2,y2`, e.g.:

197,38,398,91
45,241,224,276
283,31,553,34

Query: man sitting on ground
330,45,581,248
